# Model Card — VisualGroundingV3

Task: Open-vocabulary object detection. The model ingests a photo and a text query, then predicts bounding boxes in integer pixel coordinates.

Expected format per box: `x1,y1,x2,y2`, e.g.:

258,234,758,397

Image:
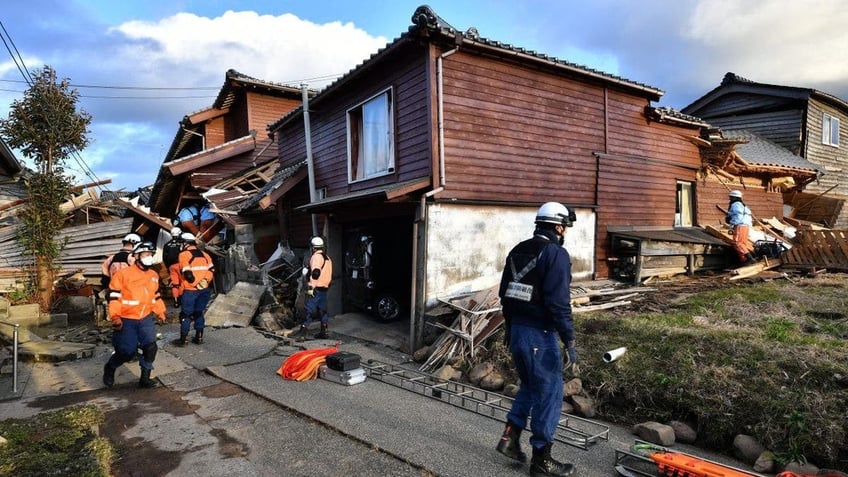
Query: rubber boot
192,330,204,344
290,325,308,340
174,333,189,347
529,443,574,476
138,368,158,388
495,422,527,463
103,363,117,388
314,323,329,339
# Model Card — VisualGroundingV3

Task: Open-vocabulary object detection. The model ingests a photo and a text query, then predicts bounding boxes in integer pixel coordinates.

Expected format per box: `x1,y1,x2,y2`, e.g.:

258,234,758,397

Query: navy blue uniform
499,227,573,449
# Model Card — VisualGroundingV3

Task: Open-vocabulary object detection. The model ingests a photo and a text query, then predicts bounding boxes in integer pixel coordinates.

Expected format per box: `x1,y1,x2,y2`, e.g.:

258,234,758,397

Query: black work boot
173,333,189,347
138,368,158,388
290,325,308,340
103,363,117,388
530,443,574,476
314,323,329,339
495,422,527,463
744,253,758,265
192,330,204,344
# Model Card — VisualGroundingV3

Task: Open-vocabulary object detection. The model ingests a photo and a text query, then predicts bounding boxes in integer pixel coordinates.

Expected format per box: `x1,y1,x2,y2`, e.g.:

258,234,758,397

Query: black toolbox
326,351,361,371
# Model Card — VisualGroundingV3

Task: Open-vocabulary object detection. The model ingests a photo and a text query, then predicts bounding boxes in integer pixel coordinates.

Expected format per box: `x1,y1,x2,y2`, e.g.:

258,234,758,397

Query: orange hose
277,346,339,381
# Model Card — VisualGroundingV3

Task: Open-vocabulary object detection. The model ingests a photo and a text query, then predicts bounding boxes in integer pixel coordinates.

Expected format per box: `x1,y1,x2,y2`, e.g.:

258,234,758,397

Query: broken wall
424,203,595,308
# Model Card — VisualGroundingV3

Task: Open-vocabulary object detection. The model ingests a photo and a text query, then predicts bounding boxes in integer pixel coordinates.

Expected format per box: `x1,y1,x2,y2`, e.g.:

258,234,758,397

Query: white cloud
686,0,848,85
112,10,388,88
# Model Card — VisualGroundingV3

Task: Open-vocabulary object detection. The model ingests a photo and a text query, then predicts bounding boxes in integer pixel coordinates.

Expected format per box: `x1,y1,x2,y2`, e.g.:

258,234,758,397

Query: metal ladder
362,359,609,450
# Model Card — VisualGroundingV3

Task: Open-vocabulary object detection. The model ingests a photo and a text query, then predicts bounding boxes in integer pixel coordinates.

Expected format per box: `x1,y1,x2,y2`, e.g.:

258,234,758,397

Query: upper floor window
348,88,395,182
822,113,840,147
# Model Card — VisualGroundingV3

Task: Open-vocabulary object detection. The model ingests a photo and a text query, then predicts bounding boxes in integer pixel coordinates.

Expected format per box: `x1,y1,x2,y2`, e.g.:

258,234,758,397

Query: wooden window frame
822,112,840,147
346,87,396,183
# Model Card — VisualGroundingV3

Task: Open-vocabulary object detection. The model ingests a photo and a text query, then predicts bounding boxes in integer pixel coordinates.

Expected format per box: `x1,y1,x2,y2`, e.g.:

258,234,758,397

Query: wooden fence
781,230,848,271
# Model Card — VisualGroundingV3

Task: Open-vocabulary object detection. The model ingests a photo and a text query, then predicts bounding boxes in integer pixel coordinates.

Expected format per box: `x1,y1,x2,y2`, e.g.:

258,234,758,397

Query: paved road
0,322,754,476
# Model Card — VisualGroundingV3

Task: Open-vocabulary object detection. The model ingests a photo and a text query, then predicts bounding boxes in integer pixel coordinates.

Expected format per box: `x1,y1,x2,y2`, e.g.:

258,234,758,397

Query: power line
0,21,105,193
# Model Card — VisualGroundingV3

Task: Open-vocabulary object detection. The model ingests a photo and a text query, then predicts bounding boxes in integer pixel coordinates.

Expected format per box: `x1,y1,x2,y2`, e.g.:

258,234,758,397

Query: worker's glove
112,319,123,332
183,270,195,283
174,296,181,308
302,267,309,276
564,341,580,374
306,287,315,297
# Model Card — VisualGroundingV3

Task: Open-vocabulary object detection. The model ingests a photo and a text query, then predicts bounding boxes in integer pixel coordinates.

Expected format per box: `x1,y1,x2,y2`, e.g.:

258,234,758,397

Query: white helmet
170,227,182,238
122,233,142,244
181,232,196,243
310,236,325,249
729,190,743,199
535,202,574,227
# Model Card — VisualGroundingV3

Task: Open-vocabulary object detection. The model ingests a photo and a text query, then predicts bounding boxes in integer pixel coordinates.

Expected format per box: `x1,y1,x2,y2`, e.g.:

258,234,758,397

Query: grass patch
0,405,113,476
574,275,848,469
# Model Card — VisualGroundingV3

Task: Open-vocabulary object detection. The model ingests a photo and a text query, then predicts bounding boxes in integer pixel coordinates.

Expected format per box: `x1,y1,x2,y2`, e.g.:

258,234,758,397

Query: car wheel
373,293,400,322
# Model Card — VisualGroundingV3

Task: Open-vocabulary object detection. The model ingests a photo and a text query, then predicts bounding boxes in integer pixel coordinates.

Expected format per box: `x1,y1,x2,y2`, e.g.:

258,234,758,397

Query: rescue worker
496,202,577,476
100,233,142,287
103,241,166,389
162,226,183,307
292,236,333,340
175,232,214,346
726,190,756,264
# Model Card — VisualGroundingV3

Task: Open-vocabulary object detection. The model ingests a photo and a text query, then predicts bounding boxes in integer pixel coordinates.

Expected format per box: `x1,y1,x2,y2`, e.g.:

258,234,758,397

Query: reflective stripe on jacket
308,251,332,289
108,264,165,321
178,245,214,291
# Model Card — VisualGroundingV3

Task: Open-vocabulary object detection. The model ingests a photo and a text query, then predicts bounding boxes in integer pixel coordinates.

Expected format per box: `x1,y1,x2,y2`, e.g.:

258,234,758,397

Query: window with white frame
348,89,395,182
822,112,840,147
675,180,694,227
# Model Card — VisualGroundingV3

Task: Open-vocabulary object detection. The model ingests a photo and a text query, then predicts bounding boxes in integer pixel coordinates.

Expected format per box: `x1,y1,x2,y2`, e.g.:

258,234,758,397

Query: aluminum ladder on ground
362,359,609,450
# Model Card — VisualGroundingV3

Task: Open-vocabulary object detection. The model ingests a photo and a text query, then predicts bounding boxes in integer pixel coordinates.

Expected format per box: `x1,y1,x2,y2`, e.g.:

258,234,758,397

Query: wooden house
265,6,751,345
147,69,306,270
683,72,847,227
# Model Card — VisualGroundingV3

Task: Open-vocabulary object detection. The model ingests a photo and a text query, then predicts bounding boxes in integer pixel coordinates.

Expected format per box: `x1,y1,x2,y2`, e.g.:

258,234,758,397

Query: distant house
265,6,745,344
683,72,846,227
147,69,306,269
0,138,25,226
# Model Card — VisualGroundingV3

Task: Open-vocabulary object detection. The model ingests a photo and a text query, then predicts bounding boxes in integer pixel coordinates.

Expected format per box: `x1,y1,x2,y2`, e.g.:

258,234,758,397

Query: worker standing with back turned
726,190,756,265
496,202,577,476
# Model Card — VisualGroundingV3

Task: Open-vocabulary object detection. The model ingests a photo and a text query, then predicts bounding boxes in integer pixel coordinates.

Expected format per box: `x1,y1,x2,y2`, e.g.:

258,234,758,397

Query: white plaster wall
424,203,595,308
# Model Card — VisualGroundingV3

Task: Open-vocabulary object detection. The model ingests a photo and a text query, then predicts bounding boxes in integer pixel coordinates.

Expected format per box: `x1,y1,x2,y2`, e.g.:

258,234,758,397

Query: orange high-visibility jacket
308,251,332,289
178,245,214,291
108,264,165,322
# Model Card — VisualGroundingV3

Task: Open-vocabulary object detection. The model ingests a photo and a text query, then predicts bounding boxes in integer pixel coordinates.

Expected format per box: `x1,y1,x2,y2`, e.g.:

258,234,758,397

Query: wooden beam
166,138,255,176
259,167,308,209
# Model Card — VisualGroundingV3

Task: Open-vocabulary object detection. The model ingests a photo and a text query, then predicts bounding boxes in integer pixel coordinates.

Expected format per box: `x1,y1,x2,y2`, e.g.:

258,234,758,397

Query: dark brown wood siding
595,91,703,278
438,51,605,205
697,175,783,226
277,41,432,198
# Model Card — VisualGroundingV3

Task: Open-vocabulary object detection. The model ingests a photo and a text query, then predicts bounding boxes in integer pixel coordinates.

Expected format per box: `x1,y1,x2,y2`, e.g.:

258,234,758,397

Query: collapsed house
260,6,838,348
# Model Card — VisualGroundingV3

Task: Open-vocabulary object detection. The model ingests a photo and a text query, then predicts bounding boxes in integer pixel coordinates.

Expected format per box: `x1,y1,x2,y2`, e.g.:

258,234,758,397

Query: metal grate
363,359,609,450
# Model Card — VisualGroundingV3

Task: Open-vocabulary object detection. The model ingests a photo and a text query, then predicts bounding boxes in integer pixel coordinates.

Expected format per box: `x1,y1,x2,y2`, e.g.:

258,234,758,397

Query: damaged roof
724,129,822,173
270,5,664,133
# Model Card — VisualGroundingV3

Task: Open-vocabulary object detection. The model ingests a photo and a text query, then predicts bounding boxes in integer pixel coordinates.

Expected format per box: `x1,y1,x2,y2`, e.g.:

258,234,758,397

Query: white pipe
603,347,627,363
301,83,318,236
436,47,459,188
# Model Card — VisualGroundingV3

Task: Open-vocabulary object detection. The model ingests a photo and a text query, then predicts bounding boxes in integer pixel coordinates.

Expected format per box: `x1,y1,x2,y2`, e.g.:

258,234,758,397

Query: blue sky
1,0,847,191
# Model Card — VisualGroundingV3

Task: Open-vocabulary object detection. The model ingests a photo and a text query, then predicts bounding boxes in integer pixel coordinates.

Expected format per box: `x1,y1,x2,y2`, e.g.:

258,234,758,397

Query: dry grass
480,273,848,469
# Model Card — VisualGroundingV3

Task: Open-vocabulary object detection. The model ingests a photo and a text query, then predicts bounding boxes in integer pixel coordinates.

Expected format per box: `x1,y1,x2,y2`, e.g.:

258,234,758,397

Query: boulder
563,378,582,397
479,370,504,391
753,451,775,473
502,384,519,397
632,421,675,446
569,394,596,418
412,346,430,362
732,434,766,465
668,420,697,444
433,365,459,382
468,362,494,386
